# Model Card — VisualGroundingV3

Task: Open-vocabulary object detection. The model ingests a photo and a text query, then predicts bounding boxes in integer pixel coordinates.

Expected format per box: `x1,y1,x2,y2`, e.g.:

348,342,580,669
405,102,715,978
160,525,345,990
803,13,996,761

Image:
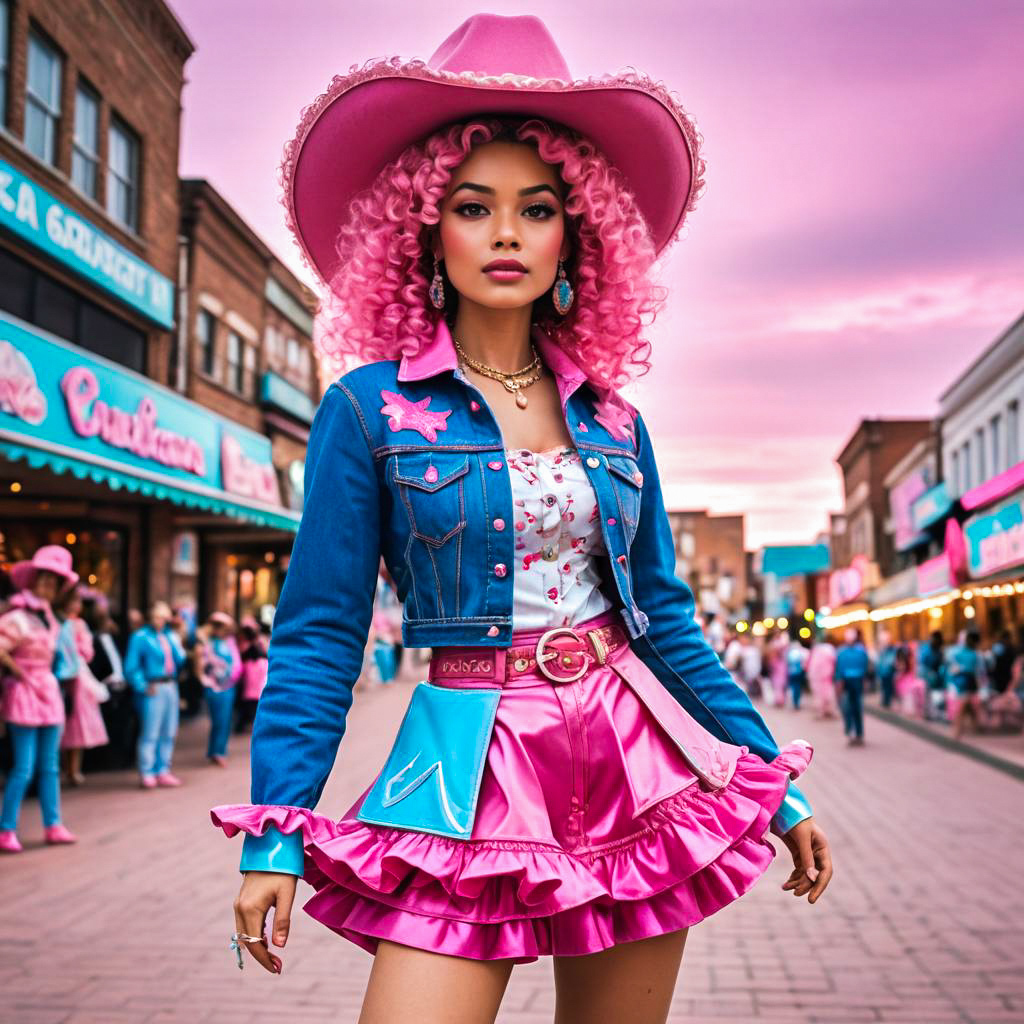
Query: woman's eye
524,203,557,219
455,202,488,217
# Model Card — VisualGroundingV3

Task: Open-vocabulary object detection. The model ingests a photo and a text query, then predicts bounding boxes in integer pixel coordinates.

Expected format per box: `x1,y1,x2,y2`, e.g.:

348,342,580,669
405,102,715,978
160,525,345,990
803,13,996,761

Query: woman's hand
773,817,832,904
233,871,297,973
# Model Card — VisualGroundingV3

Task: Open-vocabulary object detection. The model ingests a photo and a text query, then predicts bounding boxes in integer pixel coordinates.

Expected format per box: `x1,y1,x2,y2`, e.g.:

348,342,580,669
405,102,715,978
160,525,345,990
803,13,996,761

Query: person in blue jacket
211,13,833,1016
124,601,186,788
835,627,872,746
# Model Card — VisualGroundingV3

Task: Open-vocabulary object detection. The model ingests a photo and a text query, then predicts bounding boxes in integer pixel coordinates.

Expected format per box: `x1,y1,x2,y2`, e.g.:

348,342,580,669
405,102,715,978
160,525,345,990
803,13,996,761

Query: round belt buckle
535,627,589,684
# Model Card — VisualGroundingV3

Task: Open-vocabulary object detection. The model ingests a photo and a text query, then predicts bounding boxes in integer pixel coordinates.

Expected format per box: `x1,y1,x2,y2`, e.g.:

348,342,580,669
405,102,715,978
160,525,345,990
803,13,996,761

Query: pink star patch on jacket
379,389,451,442
593,396,636,442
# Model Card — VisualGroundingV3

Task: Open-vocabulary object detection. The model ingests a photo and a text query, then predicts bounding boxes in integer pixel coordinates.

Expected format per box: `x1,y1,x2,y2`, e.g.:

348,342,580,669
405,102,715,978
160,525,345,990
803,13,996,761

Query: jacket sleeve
124,632,146,693
626,412,814,834
227,383,382,874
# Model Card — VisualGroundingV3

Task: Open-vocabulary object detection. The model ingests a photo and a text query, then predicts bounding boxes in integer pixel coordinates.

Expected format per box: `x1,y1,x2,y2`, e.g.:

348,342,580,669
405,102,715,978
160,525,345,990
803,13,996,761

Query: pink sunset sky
169,0,1024,551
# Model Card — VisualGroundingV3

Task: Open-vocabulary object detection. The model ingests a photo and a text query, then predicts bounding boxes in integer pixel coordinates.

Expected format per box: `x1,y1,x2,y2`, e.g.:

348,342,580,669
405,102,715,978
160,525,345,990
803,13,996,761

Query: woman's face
31,570,59,604
435,140,569,313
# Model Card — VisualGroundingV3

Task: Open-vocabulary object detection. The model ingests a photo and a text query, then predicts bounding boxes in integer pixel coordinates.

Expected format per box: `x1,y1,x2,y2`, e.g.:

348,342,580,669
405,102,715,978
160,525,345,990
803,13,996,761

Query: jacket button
586,456,600,469
486,625,500,637
617,554,627,565
488,460,503,471
494,563,507,578
424,466,439,483
492,518,505,531
607,517,616,526
471,401,481,411
633,470,644,485
577,421,588,432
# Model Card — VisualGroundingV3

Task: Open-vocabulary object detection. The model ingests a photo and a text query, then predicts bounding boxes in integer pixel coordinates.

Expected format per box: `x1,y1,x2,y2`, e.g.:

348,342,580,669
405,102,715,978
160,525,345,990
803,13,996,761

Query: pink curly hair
314,117,669,391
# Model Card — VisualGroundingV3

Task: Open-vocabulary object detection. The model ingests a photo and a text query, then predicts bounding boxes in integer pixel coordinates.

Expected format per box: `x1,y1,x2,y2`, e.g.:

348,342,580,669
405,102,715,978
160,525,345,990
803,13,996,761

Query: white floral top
506,446,614,631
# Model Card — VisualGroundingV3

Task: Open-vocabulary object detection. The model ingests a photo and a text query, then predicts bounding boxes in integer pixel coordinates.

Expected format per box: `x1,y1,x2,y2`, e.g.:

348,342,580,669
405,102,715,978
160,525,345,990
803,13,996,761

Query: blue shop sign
0,158,174,328
911,481,952,532
0,311,299,531
964,490,1024,579
261,371,315,425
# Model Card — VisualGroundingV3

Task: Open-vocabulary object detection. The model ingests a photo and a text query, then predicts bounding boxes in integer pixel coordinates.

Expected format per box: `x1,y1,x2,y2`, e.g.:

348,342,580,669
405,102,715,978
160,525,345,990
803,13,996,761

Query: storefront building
179,179,318,623
0,2,311,629
822,312,1024,643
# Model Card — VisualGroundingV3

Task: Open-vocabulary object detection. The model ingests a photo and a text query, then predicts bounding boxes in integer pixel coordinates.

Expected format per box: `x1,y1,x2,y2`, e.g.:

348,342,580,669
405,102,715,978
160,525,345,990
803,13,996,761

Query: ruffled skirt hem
212,741,811,962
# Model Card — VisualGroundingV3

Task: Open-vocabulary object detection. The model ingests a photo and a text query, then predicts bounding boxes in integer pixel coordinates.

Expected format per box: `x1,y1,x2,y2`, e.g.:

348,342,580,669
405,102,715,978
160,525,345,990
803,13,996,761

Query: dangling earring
429,257,446,309
552,258,574,315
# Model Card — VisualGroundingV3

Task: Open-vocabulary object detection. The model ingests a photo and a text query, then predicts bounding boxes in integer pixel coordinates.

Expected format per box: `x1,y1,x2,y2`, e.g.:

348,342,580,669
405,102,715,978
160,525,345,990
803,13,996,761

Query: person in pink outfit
0,545,79,852
893,644,926,718
807,639,839,720
767,630,790,708
214,15,833,1018
56,586,110,785
234,619,269,733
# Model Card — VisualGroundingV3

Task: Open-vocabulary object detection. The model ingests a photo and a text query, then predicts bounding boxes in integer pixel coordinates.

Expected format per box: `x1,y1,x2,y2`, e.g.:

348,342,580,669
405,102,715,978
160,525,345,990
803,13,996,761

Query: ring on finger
230,931,266,970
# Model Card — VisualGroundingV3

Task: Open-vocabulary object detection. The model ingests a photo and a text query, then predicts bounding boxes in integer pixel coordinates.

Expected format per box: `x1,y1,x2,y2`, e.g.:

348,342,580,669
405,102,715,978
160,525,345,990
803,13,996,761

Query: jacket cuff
239,825,304,876
771,780,813,834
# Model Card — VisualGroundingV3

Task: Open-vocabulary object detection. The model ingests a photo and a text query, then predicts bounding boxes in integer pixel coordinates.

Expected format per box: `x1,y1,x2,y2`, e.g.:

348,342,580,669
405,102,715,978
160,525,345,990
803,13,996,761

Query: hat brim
284,63,705,287
9,561,79,592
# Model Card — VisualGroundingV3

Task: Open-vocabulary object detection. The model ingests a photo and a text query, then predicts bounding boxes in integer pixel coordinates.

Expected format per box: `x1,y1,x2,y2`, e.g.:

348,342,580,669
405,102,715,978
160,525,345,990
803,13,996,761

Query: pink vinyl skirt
213,614,813,964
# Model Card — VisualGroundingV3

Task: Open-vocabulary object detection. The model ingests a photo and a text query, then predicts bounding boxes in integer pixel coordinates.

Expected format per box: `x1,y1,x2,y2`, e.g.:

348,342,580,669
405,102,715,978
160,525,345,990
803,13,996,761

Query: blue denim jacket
238,320,814,874
124,626,185,694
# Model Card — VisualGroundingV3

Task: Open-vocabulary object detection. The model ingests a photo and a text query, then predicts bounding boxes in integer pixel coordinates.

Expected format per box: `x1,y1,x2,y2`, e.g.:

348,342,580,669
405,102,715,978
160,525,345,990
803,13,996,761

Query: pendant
515,392,528,409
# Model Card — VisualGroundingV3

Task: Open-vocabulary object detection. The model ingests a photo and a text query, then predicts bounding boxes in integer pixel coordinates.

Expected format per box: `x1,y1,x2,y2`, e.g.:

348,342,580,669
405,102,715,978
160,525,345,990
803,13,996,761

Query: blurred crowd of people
0,543,272,853
708,613,1024,747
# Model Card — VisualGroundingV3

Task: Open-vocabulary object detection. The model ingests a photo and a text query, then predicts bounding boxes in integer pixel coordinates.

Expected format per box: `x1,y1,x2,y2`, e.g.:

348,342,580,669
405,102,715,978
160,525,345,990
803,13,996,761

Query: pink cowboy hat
8,544,79,592
283,12,705,287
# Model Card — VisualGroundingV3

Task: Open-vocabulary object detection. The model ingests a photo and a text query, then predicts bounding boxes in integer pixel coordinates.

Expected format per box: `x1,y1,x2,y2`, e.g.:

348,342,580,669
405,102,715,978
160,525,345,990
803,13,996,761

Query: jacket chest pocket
607,455,643,544
391,453,470,547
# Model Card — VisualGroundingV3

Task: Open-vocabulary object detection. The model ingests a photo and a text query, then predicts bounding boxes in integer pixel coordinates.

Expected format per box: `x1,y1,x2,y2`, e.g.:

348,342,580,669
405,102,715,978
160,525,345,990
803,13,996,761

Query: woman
125,601,186,788
213,15,832,1020
196,612,242,765
234,619,268,734
56,586,109,785
785,637,809,711
807,637,838,720
0,545,78,851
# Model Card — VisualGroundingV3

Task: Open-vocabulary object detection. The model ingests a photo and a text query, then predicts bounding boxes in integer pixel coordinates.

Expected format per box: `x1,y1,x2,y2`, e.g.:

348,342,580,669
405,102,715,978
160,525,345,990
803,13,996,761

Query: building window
107,115,140,232
961,440,971,492
0,1,10,127
1009,401,1020,467
226,331,243,392
243,342,257,397
286,336,300,371
951,450,959,495
975,427,986,483
990,414,1003,476
0,248,145,372
72,80,100,199
25,31,63,166
297,346,311,388
196,308,217,377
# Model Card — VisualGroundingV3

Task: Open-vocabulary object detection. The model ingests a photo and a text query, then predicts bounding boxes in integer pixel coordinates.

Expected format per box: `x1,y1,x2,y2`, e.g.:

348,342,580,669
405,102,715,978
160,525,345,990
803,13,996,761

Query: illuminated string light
803,609,815,621
777,616,789,629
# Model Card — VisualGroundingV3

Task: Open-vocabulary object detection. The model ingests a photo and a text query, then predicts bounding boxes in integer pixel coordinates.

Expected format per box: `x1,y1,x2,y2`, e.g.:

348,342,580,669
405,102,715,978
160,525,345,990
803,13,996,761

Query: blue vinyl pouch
356,681,502,840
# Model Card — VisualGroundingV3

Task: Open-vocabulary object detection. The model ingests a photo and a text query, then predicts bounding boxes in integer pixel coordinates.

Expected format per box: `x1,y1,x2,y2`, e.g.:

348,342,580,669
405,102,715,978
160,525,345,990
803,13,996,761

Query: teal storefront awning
0,439,300,532
0,312,301,533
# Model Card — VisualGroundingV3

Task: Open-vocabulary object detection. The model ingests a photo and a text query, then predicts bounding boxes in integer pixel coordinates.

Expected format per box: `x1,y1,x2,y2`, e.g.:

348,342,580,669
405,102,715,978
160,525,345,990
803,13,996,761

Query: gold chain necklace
453,337,543,409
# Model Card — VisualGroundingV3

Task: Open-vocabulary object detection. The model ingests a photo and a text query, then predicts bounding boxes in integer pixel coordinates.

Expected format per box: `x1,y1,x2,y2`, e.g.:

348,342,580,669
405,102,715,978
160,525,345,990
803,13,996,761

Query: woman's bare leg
552,928,689,1024
358,940,516,1024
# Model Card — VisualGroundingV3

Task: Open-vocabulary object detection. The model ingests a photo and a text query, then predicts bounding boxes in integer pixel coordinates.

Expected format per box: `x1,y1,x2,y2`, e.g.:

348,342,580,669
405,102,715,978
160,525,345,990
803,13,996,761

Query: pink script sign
221,433,281,506
60,366,206,476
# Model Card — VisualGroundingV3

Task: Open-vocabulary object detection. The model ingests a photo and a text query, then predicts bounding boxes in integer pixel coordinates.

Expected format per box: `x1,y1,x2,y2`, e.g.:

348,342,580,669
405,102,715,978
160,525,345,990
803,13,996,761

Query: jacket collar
398,317,588,410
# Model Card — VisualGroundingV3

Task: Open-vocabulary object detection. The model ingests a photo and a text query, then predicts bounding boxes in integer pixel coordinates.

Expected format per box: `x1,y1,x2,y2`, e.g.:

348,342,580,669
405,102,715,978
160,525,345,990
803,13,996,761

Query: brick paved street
2,674,1022,1024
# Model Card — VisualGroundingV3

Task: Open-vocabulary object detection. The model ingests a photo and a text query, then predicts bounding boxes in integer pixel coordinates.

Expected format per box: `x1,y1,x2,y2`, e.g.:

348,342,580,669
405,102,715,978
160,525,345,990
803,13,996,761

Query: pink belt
429,618,629,688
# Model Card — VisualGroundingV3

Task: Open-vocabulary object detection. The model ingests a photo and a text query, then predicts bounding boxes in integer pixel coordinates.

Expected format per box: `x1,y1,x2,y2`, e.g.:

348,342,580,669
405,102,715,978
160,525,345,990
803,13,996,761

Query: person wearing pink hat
214,14,833,1016
0,545,79,852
